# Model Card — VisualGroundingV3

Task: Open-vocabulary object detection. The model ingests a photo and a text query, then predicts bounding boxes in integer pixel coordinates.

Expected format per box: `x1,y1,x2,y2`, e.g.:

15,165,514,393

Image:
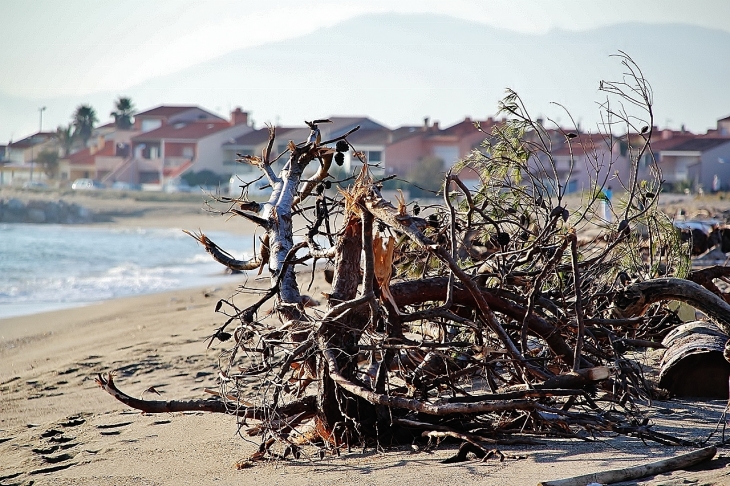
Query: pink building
103,106,252,185
385,117,498,190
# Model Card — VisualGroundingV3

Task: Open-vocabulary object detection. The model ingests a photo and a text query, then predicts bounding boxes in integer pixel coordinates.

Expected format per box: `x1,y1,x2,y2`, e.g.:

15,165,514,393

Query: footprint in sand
96,421,133,436
24,415,87,477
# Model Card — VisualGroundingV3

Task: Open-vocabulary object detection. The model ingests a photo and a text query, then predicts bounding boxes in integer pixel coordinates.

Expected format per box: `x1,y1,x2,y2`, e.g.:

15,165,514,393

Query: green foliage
406,155,444,198
72,104,98,144
670,179,693,194
111,97,135,130
182,170,231,188
36,149,59,178
447,78,689,309
56,124,75,157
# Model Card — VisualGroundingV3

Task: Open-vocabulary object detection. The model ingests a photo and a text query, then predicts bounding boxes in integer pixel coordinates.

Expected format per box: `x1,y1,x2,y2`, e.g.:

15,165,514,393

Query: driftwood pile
98,55,730,467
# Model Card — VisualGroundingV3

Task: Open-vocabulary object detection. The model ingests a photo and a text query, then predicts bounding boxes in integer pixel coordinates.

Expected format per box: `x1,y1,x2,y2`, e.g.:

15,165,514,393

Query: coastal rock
1,198,27,223
0,198,94,224
44,201,61,223
26,208,47,223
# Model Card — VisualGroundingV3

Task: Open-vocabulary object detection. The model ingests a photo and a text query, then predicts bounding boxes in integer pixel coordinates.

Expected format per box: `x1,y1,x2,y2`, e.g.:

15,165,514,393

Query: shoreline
0,188,262,321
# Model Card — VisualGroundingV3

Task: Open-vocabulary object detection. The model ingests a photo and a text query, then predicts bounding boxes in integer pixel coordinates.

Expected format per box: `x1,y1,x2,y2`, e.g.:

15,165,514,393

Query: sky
2,0,729,138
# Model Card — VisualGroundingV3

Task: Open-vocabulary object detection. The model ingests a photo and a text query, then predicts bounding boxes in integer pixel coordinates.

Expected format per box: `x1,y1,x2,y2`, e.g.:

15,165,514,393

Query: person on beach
602,185,613,222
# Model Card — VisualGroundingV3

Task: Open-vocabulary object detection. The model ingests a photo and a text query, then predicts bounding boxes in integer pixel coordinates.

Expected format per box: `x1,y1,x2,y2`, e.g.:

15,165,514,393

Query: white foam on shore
0,224,252,320
0,302,94,321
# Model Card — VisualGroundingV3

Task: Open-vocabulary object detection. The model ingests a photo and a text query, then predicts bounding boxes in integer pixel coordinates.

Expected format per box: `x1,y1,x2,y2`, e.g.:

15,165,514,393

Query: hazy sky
1,0,729,137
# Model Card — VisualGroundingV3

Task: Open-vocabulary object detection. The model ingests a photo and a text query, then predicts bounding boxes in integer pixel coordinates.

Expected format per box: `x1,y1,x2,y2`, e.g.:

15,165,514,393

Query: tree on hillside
406,155,444,197
56,124,75,157
72,104,98,145
36,149,59,179
98,53,730,464
111,96,135,130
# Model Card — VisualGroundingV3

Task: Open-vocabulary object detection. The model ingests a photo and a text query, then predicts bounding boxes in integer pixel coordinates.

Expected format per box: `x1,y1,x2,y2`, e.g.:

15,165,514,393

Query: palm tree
56,124,75,157
111,97,135,130
72,104,98,145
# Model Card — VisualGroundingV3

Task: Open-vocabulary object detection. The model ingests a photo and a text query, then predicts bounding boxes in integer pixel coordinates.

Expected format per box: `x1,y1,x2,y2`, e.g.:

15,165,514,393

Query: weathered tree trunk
614,277,730,335
261,152,306,310
318,212,372,441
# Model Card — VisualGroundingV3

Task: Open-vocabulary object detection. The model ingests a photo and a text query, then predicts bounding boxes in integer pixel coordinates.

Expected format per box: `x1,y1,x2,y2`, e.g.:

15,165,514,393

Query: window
639,153,652,169
368,151,382,163
433,145,459,164
182,147,194,158
141,119,162,133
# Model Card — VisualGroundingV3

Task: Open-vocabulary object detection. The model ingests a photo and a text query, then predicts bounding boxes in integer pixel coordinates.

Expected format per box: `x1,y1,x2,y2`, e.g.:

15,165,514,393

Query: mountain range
3,13,730,141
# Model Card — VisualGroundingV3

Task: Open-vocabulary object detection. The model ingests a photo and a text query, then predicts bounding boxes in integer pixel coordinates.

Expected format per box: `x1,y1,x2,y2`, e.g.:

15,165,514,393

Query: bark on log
689,265,730,303
538,446,716,486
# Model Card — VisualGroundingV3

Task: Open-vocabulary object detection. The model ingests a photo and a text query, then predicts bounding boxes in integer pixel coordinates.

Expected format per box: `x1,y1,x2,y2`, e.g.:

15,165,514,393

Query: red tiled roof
132,122,231,141
135,106,199,118
660,137,730,152
67,147,94,166
224,127,298,147
648,135,696,152
9,132,56,149
66,140,115,165
441,118,496,137
552,133,611,156
346,128,390,146
390,126,425,143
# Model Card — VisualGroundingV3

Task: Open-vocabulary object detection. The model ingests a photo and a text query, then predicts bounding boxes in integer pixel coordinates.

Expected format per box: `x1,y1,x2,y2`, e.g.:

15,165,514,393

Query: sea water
0,223,254,319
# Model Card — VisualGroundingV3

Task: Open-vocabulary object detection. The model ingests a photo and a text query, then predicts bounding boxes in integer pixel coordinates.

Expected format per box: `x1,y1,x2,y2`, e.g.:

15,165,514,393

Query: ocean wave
0,224,249,313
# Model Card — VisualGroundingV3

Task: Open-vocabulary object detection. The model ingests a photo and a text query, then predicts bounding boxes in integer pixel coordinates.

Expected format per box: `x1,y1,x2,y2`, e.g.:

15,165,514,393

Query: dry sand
2,189,730,485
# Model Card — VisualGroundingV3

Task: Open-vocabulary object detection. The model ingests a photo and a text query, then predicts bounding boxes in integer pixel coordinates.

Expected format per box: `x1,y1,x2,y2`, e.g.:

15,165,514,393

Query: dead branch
614,278,730,334
184,230,261,271
539,446,716,486
96,373,316,418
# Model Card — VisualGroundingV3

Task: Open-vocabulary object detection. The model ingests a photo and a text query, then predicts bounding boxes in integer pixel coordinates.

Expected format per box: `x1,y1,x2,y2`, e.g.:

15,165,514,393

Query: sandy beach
2,189,730,485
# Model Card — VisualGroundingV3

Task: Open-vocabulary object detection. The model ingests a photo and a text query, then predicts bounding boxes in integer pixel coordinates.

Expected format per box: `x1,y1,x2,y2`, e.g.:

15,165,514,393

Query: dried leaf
395,190,407,217
373,235,401,314
236,154,262,165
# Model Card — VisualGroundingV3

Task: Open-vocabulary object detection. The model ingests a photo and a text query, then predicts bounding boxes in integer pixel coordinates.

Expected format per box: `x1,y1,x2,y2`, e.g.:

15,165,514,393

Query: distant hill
3,13,730,140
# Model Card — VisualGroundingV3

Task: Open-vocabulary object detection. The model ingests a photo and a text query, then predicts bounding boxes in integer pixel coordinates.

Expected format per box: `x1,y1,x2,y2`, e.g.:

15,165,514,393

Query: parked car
22,180,49,190
162,178,194,193
71,178,104,190
110,181,141,191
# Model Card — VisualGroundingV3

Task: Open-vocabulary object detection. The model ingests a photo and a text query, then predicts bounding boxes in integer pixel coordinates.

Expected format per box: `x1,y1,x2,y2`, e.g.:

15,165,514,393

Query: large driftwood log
538,446,716,486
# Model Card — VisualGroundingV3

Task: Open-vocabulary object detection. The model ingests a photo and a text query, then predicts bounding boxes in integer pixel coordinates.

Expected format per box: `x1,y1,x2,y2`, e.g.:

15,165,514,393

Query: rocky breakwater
0,198,93,224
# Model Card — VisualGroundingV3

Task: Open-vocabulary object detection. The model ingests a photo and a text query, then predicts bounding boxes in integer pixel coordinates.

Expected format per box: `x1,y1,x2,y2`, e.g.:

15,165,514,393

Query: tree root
95,373,316,419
